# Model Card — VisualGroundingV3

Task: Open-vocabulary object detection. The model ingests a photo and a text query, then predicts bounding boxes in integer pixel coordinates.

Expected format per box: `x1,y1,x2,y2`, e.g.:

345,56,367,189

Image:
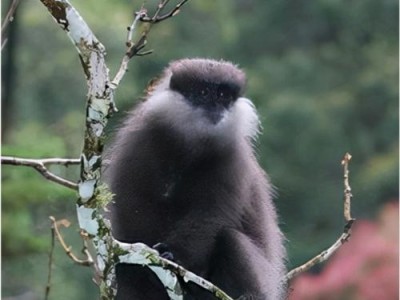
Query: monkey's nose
204,108,225,124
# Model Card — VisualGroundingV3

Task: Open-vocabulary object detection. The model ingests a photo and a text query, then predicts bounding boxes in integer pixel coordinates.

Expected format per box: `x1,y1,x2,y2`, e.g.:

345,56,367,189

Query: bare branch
110,11,146,90
49,216,94,266
40,0,115,204
342,152,354,222
126,6,146,46
1,156,79,190
139,0,190,23
284,153,356,282
113,241,234,300
156,255,234,300
1,0,21,50
1,38,8,51
0,156,80,166
45,218,56,300
110,0,190,90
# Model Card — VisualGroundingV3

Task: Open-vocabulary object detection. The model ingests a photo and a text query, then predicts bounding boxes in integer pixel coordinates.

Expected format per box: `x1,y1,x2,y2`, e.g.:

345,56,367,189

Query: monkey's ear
144,76,162,98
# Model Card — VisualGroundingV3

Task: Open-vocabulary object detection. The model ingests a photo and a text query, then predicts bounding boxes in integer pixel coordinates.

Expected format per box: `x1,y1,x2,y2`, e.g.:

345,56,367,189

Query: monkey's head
141,58,260,143
169,59,245,124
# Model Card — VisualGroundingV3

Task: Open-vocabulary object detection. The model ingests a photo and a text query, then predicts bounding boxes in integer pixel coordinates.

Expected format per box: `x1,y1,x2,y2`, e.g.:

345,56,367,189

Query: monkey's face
169,59,245,124
142,59,260,143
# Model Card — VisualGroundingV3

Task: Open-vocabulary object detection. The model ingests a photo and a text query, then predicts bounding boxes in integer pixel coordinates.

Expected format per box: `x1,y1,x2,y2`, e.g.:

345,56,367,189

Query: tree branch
39,0,115,204
139,0,190,23
284,152,355,282
1,156,79,190
112,241,234,300
45,216,56,300
49,216,94,266
342,153,354,222
1,0,21,50
110,0,191,90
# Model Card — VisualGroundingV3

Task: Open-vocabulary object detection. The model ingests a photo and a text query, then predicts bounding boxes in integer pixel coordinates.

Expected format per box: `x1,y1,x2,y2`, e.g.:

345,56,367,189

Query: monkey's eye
199,87,210,99
217,83,236,104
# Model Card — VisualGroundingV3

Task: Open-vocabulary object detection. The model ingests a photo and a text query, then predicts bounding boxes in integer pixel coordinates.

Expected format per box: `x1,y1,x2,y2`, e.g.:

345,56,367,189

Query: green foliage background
1,0,398,299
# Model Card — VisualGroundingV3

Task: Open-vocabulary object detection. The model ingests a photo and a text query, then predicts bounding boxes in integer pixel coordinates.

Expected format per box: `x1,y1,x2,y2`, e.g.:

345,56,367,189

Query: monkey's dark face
169,59,246,124
170,80,239,124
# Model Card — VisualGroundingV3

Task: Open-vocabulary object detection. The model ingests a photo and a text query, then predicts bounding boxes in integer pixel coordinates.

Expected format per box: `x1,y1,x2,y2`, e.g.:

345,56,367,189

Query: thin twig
81,229,102,286
342,152,354,222
140,0,190,23
1,0,21,50
49,216,94,266
1,38,8,51
110,0,190,90
1,0,21,34
1,156,79,190
45,219,56,300
126,6,146,46
284,153,355,282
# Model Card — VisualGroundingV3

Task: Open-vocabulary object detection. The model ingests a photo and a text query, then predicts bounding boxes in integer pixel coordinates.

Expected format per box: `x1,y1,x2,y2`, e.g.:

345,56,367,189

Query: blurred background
1,0,398,299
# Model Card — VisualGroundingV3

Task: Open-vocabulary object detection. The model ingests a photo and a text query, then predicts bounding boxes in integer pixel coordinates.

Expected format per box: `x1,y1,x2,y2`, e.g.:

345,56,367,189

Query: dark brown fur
104,59,286,299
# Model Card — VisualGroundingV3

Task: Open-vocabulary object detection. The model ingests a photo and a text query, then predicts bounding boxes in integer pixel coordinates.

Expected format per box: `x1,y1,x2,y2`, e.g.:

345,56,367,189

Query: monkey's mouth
202,105,227,125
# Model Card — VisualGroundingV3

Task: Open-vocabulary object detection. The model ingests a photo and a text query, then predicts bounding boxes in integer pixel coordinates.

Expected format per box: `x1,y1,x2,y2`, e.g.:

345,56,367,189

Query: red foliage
289,201,399,300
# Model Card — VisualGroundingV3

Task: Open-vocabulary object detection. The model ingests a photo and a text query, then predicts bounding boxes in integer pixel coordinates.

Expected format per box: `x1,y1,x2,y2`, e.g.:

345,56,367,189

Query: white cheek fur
223,97,261,140
143,86,261,143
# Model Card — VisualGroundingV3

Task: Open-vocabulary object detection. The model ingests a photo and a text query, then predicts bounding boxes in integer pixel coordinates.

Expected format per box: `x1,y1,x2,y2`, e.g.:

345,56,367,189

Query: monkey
103,58,286,300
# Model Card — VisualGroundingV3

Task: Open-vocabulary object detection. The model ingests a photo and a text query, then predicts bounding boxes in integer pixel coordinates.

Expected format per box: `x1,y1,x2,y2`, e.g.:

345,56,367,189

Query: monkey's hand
152,243,175,261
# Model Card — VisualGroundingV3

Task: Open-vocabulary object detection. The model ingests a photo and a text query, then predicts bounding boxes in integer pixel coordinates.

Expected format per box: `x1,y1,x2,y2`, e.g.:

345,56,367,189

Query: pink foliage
289,201,399,300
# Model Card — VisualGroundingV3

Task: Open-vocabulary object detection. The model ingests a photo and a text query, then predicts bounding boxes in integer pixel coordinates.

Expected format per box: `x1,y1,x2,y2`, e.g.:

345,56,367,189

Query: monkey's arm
206,228,283,300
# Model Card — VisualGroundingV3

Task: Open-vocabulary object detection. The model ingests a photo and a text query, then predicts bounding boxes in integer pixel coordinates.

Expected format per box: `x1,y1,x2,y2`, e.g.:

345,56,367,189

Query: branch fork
1,156,80,190
284,152,356,282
